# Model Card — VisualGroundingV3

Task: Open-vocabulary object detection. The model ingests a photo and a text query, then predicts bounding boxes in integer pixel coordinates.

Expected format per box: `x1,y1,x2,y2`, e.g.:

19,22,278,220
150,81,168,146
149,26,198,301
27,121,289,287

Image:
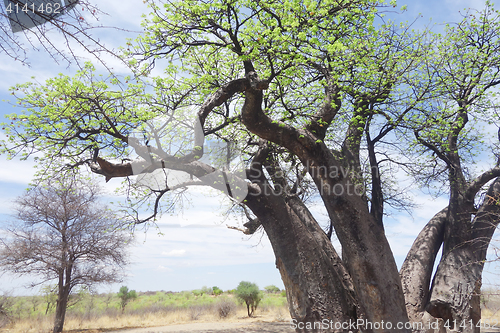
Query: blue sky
1,0,499,296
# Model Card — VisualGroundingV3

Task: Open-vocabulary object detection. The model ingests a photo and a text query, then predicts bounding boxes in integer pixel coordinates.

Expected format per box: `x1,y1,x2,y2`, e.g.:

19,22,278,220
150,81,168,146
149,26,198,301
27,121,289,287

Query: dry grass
482,292,500,323
0,305,290,333
8,290,500,333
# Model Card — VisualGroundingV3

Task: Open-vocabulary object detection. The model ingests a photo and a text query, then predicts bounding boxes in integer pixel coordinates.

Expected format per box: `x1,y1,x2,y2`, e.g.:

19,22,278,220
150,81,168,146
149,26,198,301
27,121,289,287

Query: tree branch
465,166,500,202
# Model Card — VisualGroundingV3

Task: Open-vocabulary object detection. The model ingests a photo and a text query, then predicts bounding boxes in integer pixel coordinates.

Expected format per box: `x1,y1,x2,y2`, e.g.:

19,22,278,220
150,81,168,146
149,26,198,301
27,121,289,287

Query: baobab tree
1,1,500,332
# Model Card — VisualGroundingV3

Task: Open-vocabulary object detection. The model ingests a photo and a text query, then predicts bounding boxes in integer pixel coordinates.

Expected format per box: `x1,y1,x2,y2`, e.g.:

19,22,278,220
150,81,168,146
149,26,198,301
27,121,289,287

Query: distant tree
103,291,114,309
0,176,132,333
201,286,212,295
0,0,118,66
41,285,57,315
264,285,281,294
117,286,137,312
212,286,223,296
29,295,40,313
0,293,12,328
235,281,262,317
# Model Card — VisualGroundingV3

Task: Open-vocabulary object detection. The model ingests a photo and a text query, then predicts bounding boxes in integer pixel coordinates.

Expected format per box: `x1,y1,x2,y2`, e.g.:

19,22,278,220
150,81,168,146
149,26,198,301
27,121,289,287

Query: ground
106,322,294,333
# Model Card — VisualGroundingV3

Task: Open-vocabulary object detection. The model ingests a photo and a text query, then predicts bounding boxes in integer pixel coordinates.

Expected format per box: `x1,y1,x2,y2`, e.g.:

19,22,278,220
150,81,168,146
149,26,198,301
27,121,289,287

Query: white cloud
0,156,36,185
161,249,186,257
156,265,173,272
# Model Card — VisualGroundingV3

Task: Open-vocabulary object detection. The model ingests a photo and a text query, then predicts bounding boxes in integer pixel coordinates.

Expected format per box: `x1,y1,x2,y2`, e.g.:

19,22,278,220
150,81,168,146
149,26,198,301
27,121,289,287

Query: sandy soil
102,321,500,333
106,321,294,333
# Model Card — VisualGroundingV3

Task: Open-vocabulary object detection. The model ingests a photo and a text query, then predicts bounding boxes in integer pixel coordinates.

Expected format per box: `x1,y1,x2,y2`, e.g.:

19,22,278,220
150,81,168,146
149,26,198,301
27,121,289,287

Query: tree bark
427,179,500,333
241,82,410,332
53,266,72,333
400,208,447,328
53,285,69,333
245,184,361,332
313,162,411,332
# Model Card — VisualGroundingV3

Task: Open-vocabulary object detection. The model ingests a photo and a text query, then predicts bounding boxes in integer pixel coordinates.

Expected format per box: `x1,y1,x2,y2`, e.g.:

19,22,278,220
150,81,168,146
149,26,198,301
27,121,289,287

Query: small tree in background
41,285,57,315
264,285,281,294
0,293,12,328
235,281,262,317
212,286,223,296
117,286,137,312
0,176,132,333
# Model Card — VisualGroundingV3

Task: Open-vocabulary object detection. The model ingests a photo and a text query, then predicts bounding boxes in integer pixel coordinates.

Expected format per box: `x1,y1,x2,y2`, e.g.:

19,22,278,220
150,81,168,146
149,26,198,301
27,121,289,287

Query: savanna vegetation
0,285,289,332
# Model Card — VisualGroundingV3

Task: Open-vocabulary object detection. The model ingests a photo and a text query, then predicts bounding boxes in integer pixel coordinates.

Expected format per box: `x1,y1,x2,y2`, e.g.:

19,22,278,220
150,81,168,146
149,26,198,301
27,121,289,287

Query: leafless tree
0,176,132,333
0,0,130,68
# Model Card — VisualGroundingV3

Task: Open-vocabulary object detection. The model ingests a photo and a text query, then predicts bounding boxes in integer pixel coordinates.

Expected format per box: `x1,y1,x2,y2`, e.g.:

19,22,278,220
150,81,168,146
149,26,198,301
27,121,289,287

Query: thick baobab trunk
241,81,410,332
310,159,411,332
427,179,500,333
427,246,482,332
245,185,361,333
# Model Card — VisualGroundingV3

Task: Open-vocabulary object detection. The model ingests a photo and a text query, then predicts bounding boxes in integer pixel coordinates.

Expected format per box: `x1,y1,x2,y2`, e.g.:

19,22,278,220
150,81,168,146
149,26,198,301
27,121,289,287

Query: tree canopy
235,281,261,317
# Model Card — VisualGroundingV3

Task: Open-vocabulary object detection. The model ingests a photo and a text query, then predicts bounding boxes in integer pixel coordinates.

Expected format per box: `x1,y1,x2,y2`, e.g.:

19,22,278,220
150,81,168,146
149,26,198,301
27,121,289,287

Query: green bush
117,286,137,312
212,286,223,296
0,294,13,328
264,285,281,294
192,286,213,297
235,281,262,317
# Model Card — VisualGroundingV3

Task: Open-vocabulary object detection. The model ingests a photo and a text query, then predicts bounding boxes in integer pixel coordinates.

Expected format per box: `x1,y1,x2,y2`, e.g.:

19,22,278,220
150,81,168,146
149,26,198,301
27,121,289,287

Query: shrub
216,299,236,318
212,286,223,296
280,290,287,297
264,285,281,294
200,286,213,295
0,294,13,328
189,305,205,320
235,281,262,317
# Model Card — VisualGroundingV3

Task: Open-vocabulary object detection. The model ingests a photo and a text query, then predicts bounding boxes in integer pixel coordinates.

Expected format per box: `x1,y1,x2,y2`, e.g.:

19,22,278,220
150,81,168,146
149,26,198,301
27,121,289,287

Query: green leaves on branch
1,64,155,173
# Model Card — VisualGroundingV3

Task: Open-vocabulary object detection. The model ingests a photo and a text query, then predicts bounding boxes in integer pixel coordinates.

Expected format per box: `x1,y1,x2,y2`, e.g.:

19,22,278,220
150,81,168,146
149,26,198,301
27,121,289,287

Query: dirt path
94,321,500,333
106,322,294,333
102,322,500,333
